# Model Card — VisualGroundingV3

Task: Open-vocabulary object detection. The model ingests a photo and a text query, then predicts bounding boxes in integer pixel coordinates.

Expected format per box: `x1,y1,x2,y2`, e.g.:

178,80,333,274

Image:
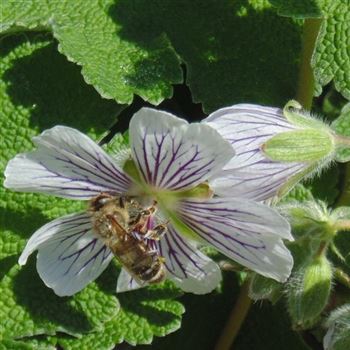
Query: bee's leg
144,223,168,240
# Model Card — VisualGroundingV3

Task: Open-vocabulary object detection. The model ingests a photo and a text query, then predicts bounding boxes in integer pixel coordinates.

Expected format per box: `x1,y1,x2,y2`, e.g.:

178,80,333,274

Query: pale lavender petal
19,212,113,296
157,224,222,294
130,108,234,191
177,198,293,282
4,126,131,199
204,104,306,200
116,268,144,293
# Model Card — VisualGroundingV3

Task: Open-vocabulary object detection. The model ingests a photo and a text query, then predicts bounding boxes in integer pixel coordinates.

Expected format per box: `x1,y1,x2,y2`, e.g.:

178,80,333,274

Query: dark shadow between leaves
12,257,92,334
136,270,240,350
2,33,121,135
96,263,181,327
109,0,302,111
0,255,18,280
0,206,48,239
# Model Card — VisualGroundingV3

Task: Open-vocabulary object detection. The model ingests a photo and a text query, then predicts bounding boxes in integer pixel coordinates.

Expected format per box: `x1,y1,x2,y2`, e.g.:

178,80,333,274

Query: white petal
204,104,306,201
157,224,222,294
177,198,293,282
116,268,144,293
130,108,234,191
4,126,131,199
19,212,113,296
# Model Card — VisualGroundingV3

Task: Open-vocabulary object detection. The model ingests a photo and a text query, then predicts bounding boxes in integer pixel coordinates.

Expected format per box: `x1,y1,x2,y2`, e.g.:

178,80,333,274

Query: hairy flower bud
262,100,335,164
324,304,350,350
286,254,332,329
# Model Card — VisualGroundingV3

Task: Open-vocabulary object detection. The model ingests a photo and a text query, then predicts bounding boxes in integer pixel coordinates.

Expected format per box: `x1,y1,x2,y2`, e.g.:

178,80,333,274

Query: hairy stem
214,279,252,350
296,18,322,109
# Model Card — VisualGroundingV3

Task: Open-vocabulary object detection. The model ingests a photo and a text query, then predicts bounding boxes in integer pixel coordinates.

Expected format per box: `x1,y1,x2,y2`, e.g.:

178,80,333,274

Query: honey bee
89,193,167,285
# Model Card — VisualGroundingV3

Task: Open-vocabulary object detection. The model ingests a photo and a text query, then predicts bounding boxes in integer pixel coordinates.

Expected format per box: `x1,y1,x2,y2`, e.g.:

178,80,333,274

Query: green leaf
0,34,185,347
1,0,182,105
271,1,350,103
58,265,184,350
0,262,119,339
1,0,302,112
269,0,323,18
279,184,314,203
312,1,350,101
331,103,350,162
0,336,57,350
0,33,121,340
137,272,309,350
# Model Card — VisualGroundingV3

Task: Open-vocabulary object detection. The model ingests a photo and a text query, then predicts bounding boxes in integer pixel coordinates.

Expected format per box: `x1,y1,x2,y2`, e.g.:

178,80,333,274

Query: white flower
203,102,332,201
4,108,293,296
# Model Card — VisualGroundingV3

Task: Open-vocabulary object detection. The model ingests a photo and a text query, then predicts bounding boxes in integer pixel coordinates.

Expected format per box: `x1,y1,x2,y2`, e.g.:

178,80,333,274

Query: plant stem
214,279,252,350
334,268,350,289
335,134,350,147
296,18,322,110
335,163,350,207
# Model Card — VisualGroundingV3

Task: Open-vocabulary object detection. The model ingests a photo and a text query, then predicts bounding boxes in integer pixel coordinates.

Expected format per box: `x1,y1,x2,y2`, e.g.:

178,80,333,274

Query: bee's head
90,193,115,211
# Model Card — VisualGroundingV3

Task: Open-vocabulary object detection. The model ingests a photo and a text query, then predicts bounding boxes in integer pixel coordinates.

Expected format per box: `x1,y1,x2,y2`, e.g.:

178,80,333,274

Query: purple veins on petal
19,212,113,296
176,198,293,281
157,223,221,294
130,107,234,191
203,104,307,200
4,126,132,199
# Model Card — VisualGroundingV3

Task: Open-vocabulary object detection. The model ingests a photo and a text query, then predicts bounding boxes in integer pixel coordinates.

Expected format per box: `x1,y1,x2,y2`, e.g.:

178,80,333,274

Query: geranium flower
203,102,334,201
4,108,293,296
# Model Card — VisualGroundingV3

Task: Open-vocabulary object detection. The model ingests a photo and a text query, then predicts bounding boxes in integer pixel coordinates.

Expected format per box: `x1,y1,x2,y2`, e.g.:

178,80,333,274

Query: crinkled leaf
1,0,182,105
114,0,302,112
1,0,302,112
269,0,323,18
0,337,57,350
271,1,350,103
136,272,309,350
0,262,119,339
312,1,350,100
0,34,185,346
0,34,121,341
331,103,350,162
58,264,184,349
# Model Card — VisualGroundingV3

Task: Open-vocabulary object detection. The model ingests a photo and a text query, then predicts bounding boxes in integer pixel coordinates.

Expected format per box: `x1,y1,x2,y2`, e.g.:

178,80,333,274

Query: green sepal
262,129,334,162
283,100,328,129
278,200,334,241
248,273,282,303
286,254,333,329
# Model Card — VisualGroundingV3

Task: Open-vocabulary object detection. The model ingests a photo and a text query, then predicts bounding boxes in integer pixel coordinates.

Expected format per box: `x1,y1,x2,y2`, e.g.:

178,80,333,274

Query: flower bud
286,254,332,329
278,200,332,241
324,304,350,350
249,273,282,302
262,101,335,163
